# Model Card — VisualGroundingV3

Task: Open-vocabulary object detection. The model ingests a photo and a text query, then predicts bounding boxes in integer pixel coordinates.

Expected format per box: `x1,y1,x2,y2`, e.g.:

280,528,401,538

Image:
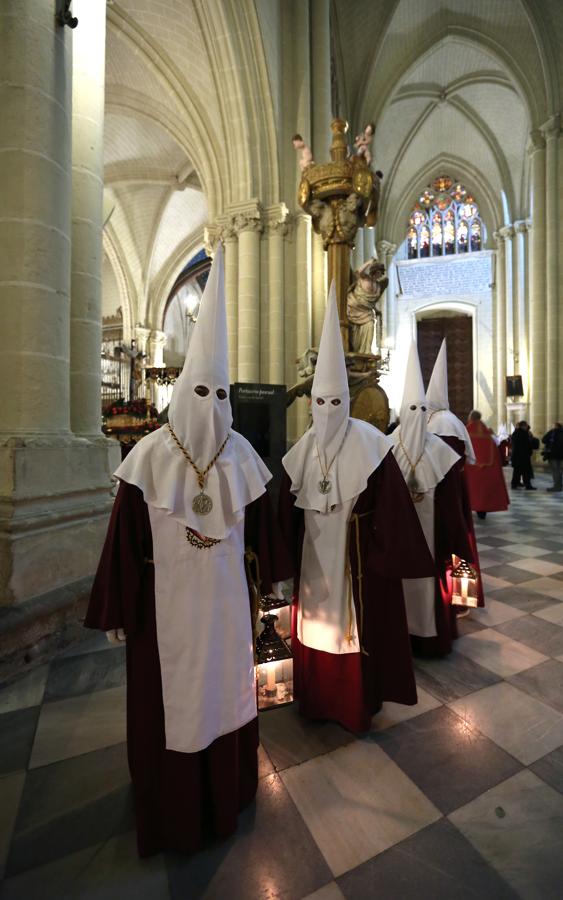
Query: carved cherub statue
292,133,314,171
347,257,388,354
353,122,375,167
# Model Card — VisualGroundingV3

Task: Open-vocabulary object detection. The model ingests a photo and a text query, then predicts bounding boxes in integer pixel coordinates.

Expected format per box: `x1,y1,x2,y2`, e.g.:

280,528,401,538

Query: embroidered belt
345,510,374,656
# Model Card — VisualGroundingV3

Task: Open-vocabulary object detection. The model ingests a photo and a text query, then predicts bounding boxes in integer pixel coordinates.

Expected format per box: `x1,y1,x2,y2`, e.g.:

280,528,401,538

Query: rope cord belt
344,509,373,656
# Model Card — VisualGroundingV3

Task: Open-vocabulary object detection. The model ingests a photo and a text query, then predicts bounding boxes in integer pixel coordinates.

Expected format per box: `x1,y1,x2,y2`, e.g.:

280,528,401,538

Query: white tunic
298,497,361,654
148,505,257,754
402,489,437,637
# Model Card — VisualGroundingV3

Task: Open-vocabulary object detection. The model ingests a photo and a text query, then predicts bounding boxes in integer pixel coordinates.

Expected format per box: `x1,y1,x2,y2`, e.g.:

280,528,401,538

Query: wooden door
417,315,473,421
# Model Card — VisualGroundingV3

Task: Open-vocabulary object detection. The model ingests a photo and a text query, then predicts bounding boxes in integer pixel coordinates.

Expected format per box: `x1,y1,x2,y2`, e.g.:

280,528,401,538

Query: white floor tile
470,599,527,627
521,578,563,601
280,741,440,877
449,769,563,900
371,686,442,731
533,605,563,626
502,545,551,558
509,558,563,576
455,628,547,678
449,682,563,764
0,666,48,715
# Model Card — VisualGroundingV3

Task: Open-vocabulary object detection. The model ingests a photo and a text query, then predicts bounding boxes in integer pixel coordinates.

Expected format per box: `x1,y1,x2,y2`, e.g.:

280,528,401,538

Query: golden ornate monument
289,118,390,432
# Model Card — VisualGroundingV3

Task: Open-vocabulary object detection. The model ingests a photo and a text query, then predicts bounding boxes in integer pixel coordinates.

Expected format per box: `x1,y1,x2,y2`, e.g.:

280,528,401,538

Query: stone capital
234,213,263,235
499,224,515,240
264,203,292,236
527,129,546,155
513,220,529,235
540,114,561,141
376,240,397,259
149,329,167,347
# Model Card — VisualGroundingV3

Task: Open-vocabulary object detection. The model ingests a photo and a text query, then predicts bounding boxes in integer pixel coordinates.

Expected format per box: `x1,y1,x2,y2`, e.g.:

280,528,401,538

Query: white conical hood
167,243,232,465
426,339,448,411
113,242,271,539
426,339,476,463
311,281,350,466
283,281,392,513
393,340,461,492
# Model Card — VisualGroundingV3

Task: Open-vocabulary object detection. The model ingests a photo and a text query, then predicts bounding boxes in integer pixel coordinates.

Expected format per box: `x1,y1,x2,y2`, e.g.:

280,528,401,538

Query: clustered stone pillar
222,228,239,383
493,230,507,425
70,0,107,436
513,221,529,393
266,207,289,384
376,240,397,351
543,116,560,423
310,0,331,346
295,213,313,436
237,211,263,383
528,131,547,431
1,0,73,437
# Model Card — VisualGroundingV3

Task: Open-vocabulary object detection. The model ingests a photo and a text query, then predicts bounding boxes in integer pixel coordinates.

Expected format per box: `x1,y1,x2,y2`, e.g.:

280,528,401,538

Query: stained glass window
406,176,484,259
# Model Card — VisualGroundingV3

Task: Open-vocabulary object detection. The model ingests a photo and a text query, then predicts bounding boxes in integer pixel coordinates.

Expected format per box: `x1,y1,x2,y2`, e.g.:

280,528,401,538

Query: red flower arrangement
102,398,159,420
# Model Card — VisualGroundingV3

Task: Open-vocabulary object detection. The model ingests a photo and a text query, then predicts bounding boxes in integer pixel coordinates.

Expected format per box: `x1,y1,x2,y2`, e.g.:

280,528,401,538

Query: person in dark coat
511,420,537,490
542,422,563,492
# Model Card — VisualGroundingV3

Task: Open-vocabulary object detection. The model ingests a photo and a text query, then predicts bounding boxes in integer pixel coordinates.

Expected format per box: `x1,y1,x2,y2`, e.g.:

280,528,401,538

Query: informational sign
231,383,287,496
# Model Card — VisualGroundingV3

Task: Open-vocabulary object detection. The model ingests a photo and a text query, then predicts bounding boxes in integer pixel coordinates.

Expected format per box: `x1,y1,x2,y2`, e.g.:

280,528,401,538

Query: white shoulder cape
427,409,476,464
282,417,392,512
114,426,271,540
392,426,461,492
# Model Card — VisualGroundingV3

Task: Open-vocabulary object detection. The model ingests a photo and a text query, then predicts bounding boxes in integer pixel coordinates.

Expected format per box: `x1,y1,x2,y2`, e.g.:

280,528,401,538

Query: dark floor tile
483,564,539,584
479,549,525,565
475,536,515,548
259,703,354,771
491,586,561,613
414,650,501,703
0,707,40,775
455,614,486,636
509,660,563,714
166,773,332,900
551,571,563,582
522,539,563,552
337,819,519,900
534,551,563,564
496,615,563,657
531,745,563,794
371,707,521,815
57,630,115,658
7,742,133,875
44,645,126,701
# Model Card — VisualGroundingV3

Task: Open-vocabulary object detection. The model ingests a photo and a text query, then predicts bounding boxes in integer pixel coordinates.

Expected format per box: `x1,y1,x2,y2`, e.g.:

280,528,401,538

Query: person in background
542,422,563,492
510,420,537,490
465,410,510,519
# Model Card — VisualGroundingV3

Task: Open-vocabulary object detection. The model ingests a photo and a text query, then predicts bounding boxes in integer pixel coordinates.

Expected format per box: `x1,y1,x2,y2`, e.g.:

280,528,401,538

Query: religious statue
116,338,146,399
346,258,388,354
292,133,314,172
353,123,375,168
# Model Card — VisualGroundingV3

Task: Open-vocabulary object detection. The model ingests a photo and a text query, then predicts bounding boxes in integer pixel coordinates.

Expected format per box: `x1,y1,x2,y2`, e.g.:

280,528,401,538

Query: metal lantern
451,559,479,608
255,613,293,710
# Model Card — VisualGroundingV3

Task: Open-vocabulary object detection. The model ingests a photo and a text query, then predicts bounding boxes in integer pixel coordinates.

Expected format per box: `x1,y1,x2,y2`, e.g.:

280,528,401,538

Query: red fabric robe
438,435,485,609
278,452,435,733
465,420,510,512
85,481,291,858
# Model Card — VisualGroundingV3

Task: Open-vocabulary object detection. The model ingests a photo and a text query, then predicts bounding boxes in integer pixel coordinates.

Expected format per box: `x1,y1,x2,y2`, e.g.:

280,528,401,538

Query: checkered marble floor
1,471,563,899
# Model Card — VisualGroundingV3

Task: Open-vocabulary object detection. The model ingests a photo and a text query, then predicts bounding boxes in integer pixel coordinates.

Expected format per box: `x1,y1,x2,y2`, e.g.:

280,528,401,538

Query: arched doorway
417,311,473,421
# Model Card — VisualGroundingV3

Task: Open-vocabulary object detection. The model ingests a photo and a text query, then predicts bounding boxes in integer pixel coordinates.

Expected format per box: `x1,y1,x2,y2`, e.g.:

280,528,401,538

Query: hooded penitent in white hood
392,341,459,639
426,339,476,464
283,282,391,514
392,341,459,494
114,243,271,540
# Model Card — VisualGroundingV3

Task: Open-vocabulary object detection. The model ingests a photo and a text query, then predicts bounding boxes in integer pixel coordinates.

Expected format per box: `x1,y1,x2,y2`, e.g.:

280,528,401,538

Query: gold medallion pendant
192,492,213,515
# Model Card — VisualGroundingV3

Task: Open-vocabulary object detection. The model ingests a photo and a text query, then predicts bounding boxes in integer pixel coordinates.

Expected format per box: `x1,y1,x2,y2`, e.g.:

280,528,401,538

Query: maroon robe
409,465,476,657
438,434,485,609
465,420,510,512
85,481,291,858
279,452,435,733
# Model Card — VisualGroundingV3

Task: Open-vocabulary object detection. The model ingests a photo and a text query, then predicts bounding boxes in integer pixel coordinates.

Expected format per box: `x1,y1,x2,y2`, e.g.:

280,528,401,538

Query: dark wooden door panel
417,316,473,421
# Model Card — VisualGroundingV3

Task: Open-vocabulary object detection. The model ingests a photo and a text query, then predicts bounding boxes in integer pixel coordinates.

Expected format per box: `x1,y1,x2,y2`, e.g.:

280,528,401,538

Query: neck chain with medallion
316,444,337,495
167,423,230,515
398,434,425,499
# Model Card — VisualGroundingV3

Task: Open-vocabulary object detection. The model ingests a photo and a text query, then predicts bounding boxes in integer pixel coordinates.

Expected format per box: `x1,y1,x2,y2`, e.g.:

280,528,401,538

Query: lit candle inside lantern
266,663,276,694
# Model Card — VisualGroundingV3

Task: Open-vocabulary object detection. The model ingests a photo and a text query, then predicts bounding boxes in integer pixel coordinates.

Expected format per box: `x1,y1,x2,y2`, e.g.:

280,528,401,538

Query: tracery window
406,176,483,260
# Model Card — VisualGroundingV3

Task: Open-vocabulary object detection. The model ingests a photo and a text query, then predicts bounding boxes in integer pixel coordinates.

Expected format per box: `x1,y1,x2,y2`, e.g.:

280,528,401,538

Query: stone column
377,241,397,349
542,115,560,422
295,213,312,436
0,0,72,435
493,230,507,426
70,0,107,436
265,206,289,384
148,330,166,368
513,221,529,395
528,130,547,431
236,209,263,383
364,227,376,262
0,2,119,623
500,225,515,375
310,0,331,346
222,226,239,383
